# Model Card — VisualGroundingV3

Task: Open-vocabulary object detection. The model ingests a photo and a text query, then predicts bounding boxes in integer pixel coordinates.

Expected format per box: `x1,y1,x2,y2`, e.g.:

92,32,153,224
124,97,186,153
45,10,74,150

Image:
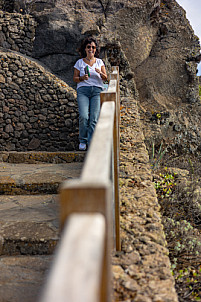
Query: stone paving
0,152,84,302
0,255,53,302
0,195,59,255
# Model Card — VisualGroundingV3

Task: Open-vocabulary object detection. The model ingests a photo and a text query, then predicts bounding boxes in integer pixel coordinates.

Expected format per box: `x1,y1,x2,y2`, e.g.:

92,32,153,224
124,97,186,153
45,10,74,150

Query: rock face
25,0,200,101
29,0,138,97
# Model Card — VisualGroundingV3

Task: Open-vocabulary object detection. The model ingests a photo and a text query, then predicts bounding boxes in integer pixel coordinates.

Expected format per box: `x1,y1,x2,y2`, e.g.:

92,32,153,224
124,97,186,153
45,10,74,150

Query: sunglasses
87,45,96,50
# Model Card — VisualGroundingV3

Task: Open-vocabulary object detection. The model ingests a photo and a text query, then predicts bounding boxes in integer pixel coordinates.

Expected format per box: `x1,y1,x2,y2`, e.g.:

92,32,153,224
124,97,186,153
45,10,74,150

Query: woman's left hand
95,68,101,75
95,66,107,81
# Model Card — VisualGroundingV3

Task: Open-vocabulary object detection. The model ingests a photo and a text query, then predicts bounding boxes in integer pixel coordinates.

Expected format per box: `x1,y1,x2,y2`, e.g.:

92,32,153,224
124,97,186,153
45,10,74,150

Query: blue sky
176,0,201,75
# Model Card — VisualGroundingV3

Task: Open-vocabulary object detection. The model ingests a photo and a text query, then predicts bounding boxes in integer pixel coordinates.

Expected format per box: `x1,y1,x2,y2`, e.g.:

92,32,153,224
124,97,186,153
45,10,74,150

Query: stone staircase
0,151,84,302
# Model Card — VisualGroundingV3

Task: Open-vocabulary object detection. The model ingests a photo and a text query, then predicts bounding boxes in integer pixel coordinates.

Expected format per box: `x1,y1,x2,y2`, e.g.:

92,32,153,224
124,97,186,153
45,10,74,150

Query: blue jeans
77,86,102,144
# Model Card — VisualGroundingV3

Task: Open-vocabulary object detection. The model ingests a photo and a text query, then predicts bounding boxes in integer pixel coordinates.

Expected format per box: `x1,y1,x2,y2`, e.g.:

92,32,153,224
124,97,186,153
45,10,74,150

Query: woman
73,36,107,151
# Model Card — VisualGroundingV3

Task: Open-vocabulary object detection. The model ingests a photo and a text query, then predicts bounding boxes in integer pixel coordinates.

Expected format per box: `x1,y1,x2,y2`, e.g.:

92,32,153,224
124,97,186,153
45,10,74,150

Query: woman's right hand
81,74,88,81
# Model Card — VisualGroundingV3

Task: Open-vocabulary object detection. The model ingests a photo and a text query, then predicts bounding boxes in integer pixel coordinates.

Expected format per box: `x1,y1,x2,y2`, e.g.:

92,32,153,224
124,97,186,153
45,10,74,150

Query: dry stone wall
0,10,36,56
0,49,79,152
112,96,178,302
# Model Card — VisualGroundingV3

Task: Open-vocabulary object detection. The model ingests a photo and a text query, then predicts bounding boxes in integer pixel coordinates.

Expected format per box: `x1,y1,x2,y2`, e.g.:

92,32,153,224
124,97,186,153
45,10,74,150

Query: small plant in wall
154,171,176,199
150,141,167,170
163,216,201,301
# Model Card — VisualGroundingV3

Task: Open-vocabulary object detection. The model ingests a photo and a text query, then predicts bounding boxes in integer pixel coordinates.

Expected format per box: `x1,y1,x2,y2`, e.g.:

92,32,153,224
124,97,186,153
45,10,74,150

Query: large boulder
27,0,200,103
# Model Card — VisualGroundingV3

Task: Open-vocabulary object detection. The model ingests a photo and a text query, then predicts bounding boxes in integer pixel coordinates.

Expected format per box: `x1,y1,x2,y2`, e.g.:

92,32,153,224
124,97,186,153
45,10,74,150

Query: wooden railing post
59,180,112,302
111,66,120,152
40,214,106,302
111,67,121,251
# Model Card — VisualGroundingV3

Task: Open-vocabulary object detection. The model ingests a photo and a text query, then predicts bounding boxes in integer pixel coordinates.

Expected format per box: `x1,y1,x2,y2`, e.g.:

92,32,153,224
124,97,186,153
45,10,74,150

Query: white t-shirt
74,58,105,89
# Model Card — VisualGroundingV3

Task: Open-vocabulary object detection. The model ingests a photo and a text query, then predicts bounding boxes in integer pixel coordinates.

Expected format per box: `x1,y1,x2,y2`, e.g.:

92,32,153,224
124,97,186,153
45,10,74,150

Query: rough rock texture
134,1,200,106
140,99,201,159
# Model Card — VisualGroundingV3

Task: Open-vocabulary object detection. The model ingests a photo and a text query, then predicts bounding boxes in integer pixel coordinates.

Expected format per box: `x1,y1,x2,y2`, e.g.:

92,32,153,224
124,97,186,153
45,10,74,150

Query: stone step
0,151,85,164
0,161,83,195
0,255,53,302
0,152,84,300
0,195,60,256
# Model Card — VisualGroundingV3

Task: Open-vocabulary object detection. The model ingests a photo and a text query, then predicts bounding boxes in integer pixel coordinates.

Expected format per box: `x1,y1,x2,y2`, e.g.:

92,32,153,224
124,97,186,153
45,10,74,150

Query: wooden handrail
101,66,120,251
81,101,115,183
40,67,120,302
40,214,105,302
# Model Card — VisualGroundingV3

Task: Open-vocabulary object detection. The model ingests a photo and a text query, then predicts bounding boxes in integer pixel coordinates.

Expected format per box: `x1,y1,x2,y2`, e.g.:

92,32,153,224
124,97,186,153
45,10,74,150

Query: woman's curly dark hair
78,36,100,58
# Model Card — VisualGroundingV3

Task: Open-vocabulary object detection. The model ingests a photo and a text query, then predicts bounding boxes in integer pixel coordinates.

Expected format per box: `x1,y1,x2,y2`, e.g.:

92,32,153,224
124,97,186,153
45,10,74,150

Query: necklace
85,57,94,63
